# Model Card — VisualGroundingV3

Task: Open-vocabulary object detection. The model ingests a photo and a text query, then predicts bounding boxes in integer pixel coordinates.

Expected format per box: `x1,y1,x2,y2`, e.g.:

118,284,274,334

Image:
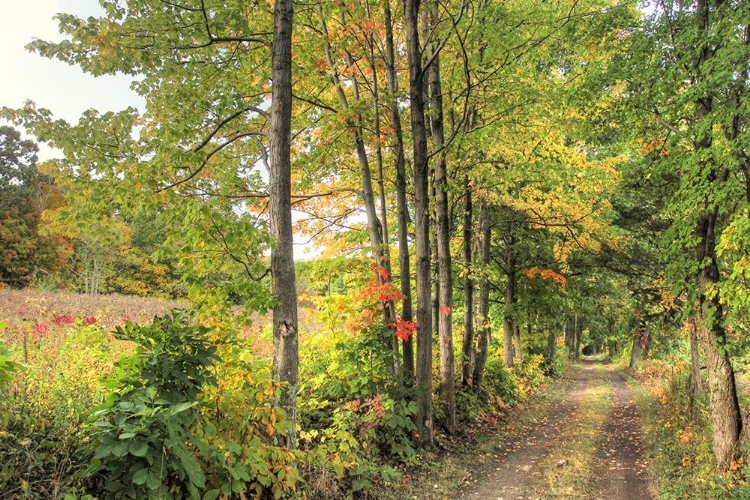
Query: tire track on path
455,359,653,500
458,364,595,499
587,367,653,500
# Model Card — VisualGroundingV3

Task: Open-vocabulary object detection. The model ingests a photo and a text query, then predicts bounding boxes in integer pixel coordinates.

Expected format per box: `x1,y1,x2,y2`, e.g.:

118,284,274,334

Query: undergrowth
630,357,750,499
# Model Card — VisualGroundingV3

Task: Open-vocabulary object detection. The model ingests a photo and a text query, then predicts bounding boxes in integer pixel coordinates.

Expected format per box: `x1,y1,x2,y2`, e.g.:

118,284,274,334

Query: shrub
88,310,220,499
0,322,117,498
482,356,520,405
89,310,301,500
194,339,300,499
298,395,413,497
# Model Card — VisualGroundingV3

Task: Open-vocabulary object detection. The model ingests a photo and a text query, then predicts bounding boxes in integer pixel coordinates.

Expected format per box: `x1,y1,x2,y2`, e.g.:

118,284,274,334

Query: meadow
0,290,186,498
0,289,550,500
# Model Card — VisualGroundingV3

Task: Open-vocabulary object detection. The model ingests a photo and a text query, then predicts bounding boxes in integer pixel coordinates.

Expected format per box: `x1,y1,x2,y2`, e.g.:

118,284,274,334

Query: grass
536,363,613,499
0,288,185,344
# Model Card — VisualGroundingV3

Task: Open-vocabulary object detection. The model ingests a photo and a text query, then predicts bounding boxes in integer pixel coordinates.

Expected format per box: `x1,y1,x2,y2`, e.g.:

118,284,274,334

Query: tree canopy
2,0,750,495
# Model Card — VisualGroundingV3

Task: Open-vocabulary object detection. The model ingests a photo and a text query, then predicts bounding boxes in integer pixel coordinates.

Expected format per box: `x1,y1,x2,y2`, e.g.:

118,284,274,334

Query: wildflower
32,323,49,340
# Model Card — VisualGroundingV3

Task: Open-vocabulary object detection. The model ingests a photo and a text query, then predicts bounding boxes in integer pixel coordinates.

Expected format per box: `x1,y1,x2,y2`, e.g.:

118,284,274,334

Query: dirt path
587,369,651,500
456,359,652,500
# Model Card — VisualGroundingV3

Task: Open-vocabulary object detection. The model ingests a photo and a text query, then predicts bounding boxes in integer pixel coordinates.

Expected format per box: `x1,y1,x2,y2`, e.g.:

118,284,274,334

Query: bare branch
193,106,269,153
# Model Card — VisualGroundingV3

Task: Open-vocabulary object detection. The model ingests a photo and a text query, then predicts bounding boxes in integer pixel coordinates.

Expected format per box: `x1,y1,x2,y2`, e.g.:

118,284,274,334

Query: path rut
456,359,652,500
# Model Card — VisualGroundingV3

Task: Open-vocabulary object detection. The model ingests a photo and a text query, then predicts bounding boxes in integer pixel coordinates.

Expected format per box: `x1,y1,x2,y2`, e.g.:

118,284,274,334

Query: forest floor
442,358,653,500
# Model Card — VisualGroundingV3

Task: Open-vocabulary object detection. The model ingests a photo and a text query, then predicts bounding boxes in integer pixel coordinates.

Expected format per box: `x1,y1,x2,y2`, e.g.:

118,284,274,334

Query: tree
624,0,749,468
0,126,63,287
404,0,434,443
7,0,300,448
269,0,298,449
428,0,457,432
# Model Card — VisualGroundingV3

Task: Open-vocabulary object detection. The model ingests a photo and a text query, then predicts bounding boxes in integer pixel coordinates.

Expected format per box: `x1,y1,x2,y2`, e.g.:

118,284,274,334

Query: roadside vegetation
630,355,750,499
1,0,749,498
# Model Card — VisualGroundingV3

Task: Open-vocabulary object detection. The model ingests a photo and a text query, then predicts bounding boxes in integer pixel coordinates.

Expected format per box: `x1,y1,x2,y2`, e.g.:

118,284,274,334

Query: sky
1,0,143,159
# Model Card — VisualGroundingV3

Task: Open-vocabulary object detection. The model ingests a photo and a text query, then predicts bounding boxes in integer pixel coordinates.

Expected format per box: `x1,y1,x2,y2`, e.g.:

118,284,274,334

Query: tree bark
687,318,703,396
546,327,557,373
691,0,742,469
428,0,456,432
573,314,581,362
697,210,742,469
461,176,475,387
629,324,649,369
384,0,414,384
513,323,522,362
368,26,401,379
270,0,298,449
503,226,516,368
319,9,398,377
405,0,433,444
473,199,491,388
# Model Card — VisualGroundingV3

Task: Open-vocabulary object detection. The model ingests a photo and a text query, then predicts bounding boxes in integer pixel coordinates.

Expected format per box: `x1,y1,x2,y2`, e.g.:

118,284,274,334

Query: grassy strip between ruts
376,363,581,500
535,363,613,499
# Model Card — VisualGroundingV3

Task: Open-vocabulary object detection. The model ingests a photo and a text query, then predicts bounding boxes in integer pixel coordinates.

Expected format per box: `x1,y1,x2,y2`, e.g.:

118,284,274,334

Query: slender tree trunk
384,0,414,384
473,199,491,388
630,324,649,368
427,0,456,432
572,314,580,362
546,327,557,373
503,227,516,368
513,323,522,362
573,314,581,362
320,10,398,376
405,0,433,443
688,318,703,396
270,0,298,449
461,176,475,387
367,27,401,376
697,210,742,468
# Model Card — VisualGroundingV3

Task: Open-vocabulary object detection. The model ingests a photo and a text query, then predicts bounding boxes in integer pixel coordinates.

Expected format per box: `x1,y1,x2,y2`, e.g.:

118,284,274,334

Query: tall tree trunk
629,324,649,369
573,314,581,361
513,323,522,362
428,0,456,432
270,0,298,449
473,199,491,388
367,24,401,376
697,210,742,468
503,226,516,368
692,0,742,468
546,327,557,373
384,0,414,384
461,176,475,387
572,314,580,361
405,0,433,444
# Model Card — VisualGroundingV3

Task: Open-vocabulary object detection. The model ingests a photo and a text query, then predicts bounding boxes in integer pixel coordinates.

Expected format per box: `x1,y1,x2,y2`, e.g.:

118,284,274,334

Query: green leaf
174,447,206,488
170,401,198,415
111,441,129,457
132,468,149,485
352,478,371,492
146,471,161,491
129,440,149,457
202,490,220,500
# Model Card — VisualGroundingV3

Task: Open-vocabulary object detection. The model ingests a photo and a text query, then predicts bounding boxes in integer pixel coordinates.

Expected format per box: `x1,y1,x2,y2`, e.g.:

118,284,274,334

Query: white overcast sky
1,0,144,159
